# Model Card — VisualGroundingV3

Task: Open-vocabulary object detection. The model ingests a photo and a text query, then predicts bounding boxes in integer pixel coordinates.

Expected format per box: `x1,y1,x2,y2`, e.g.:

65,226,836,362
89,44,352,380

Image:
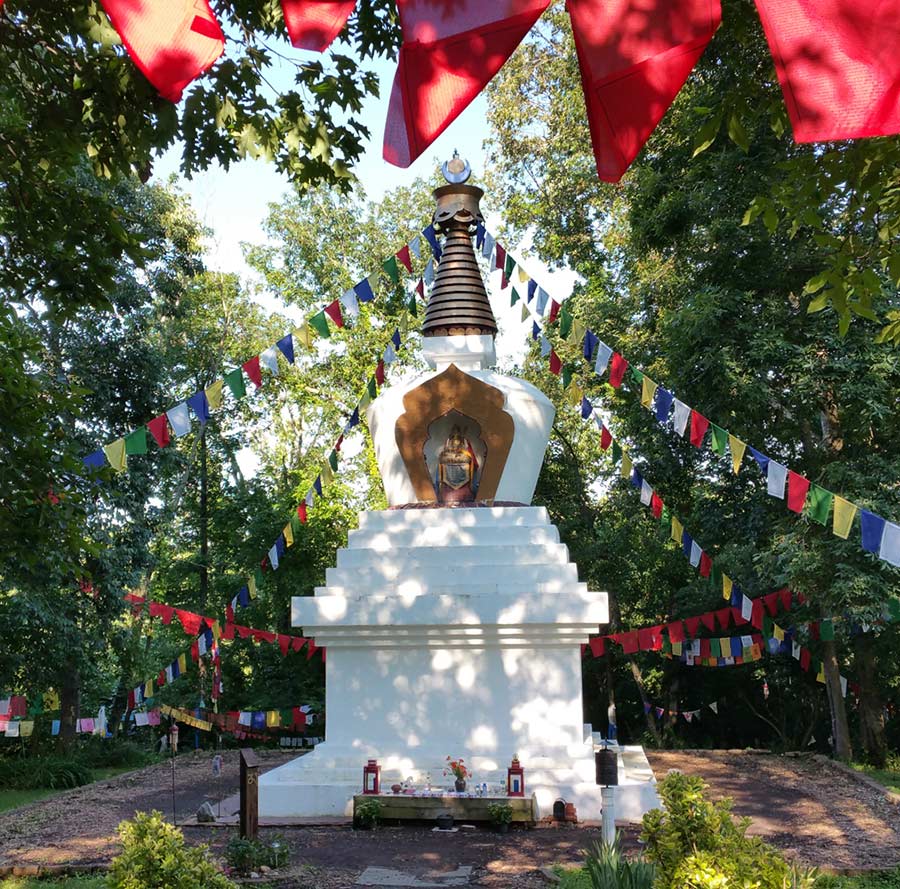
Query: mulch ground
1,749,898,884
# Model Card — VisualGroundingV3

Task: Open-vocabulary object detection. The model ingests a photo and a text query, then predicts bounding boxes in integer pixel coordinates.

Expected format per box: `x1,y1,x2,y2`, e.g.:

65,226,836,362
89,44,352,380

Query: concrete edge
812,754,900,806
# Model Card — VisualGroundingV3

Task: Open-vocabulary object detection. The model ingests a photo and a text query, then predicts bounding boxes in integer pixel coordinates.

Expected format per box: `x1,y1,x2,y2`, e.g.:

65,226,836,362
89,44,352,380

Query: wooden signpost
239,748,259,839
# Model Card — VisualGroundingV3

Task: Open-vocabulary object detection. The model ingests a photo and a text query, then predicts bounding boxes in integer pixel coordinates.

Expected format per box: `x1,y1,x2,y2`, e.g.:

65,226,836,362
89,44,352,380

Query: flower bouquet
444,756,470,792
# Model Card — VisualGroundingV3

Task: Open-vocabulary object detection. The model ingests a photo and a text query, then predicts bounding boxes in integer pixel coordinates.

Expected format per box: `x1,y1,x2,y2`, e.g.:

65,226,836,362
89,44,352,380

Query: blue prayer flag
172,658,181,679
83,450,105,469
51,720,60,736
749,447,770,473
238,585,250,608
583,330,599,361
655,387,674,423
187,391,210,426
276,334,295,364
391,329,401,349
475,223,485,250
580,397,592,420
527,280,537,302
252,711,266,730
730,584,742,608
631,468,643,490
682,530,693,557
354,278,375,303
275,534,286,557
314,476,323,496
349,407,360,428
730,637,743,657
422,225,442,260
860,510,886,554
532,321,540,340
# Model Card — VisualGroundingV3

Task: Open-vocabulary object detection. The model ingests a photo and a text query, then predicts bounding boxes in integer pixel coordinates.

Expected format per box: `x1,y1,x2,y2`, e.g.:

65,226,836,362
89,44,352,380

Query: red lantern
363,759,380,795
507,755,524,797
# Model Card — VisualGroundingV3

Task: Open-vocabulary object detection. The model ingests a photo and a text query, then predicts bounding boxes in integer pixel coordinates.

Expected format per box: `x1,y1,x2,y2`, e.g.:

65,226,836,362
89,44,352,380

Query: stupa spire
422,154,498,338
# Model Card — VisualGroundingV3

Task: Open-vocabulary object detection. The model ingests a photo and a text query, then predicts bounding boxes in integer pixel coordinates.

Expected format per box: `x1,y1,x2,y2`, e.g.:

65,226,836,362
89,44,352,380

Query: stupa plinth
259,159,657,822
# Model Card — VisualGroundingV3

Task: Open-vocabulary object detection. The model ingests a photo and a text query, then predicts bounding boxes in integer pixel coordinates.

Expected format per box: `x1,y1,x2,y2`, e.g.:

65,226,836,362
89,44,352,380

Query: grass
851,763,900,795
0,877,106,888
815,870,900,888
0,765,137,814
554,865,592,889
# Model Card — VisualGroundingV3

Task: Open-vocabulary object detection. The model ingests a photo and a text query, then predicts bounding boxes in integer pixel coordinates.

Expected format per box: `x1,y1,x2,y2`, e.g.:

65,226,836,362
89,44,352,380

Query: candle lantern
169,722,179,754
507,755,524,797
363,759,380,795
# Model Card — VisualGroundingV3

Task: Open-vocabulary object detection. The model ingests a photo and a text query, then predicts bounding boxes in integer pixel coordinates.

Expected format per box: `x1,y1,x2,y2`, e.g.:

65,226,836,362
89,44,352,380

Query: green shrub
487,803,514,825
583,833,655,889
78,738,156,769
354,798,382,828
0,756,92,790
641,772,816,889
108,810,236,889
224,834,289,874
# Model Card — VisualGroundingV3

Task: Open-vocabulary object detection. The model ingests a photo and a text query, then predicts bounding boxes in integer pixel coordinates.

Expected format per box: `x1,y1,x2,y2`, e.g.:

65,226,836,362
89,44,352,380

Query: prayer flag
167,402,191,436
581,397,592,419
672,399,690,437
671,515,683,545
83,449,105,469
422,224,442,260
722,574,733,602
511,287,520,307
655,387,673,423
280,0,355,51
308,311,331,339
641,375,657,409
205,379,224,410
741,595,753,622
324,299,344,328
535,287,549,315
689,410,709,447
242,356,263,389
699,551,712,578
224,368,246,401
709,423,727,456
276,334,295,364
103,438,127,472
583,329,599,360
640,480,653,505
558,304,572,338
187,391,210,425
728,434,746,474
283,522,294,548
608,352,628,387
410,234,422,258
879,521,900,567
767,460,787,499
689,539,702,567
749,446,770,473
651,492,663,519
600,426,612,450
383,255,400,284
259,346,279,376
549,349,562,375
268,543,279,571
787,471,811,513
860,509,886,554
125,427,148,456
806,484,833,526
494,242,506,273
297,502,308,524
833,496,857,539
396,244,413,273
354,278,376,303
619,452,632,479
594,342,613,376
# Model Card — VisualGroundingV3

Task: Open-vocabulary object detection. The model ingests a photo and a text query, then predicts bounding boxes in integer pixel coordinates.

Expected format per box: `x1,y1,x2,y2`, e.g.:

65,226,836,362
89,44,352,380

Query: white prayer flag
640,481,653,506
741,595,753,622
259,346,280,376
535,288,549,315
6,721,19,737
840,675,848,698
767,460,787,498
268,543,279,571
482,233,495,260
424,258,435,285
594,342,613,377
198,633,208,657
878,521,900,567
741,634,754,649
673,400,691,437
792,641,801,660
238,711,251,726
383,343,397,364
167,403,191,437
409,235,421,259
340,288,359,319
540,335,551,357
689,541,702,567
709,702,718,714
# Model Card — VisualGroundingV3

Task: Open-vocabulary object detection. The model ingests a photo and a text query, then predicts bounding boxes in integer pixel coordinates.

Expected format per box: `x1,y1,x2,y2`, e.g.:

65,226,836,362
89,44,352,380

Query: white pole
601,786,616,845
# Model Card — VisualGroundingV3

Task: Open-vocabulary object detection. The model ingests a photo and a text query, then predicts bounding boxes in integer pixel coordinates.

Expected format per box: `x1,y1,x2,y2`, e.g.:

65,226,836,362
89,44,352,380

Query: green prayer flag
661,638,672,655
308,311,331,339
811,657,821,675
254,567,265,589
280,708,293,726
806,484,834,526
819,619,835,641
367,377,377,400
511,287,520,307
710,424,728,457
125,427,147,456
710,638,721,658
408,291,418,317
611,442,622,464
660,505,671,528
504,254,515,279
224,367,246,400
559,305,573,340
886,598,900,622
382,256,400,284
562,365,573,389
629,366,644,386
763,615,773,638
710,563,722,590
329,450,338,472
290,513,301,536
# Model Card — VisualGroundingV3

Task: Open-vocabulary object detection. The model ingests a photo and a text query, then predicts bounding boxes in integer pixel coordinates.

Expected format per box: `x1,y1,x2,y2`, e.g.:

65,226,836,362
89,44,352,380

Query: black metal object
595,748,618,786
552,799,566,822
240,748,259,839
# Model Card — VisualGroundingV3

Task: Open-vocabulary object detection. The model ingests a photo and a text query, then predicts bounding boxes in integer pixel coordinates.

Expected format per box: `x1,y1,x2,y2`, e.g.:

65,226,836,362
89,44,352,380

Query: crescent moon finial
442,151,471,184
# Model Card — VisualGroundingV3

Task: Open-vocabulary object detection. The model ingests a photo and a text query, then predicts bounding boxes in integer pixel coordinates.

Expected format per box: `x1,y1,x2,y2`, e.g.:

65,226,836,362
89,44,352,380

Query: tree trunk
199,428,209,610
821,638,852,761
853,633,887,767
58,668,80,751
627,658,661,744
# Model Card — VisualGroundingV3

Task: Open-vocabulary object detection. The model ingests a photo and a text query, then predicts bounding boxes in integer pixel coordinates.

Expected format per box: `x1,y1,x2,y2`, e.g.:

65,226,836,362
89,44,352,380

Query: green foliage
0,756,92,790
487,803,514,825
224,834,289,874
815,870,900,889
583,833,655,889
76,739,157,770
642,773,816,889
0,877,106,889
354,798,382,828
108,811,236,889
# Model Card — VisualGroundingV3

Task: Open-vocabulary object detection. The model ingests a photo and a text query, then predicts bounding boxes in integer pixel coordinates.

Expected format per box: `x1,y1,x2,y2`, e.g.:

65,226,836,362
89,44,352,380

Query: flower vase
455,779,466,792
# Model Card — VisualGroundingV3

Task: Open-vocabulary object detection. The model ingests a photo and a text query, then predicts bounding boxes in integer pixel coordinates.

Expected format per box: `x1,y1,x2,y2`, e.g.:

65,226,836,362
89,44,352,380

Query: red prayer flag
292,637,308,652
549,349,562,375
600,426,612,450
297,502,308,524
99,0,224,102
589,636,606,657
495,242,506,272
191,640,200,661
280,0,356,51
383,0,550,167
750,599,764,629
787,470,811,513
754,0,900,144
157,670,166,687
763,592,779,617
147,414,170,449
567,0,720,182
176,609,203,636
608,352,628,387
800,648,811,671
324,299,344,328
638,627,655,651
689,410,710,447
651,492,663,519
335,434,344,451
668,620,685,644
306,639,318,660
779,588,792,612
396,244,413,273
278,634,291,657
699,551,712,578
732,606,747,625
715,607,732,629
375,360,386,386
699,638,711,659
222,621,235,641
416,278,425,300
242,356,263,389
684,616,701,638
619,630,640,654
548,299,561,323
700,612,716,632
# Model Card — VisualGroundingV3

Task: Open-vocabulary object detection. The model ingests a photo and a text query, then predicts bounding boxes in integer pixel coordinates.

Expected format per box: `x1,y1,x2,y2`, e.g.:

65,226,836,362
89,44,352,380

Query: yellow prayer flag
620,453,632,480
266,710,280,728
19,721,34,737
205,379,224,410
570,320,586,345
144,680,153,699
672,642,682,656
248,575,257,599
641,376,658,409
294,322,315,350
816,668,826,684
671,516,684,545
518,266,529,284
103,438,127,473
722,574,733,601
178,654,187,674
212,621,220,642
521,303,530,323
321,459,334,486
283,522,294,548
773,624,785,641
833,496,858,539
728,435,746,475
566,384,583,407
43,690,59,711
359,389,372,412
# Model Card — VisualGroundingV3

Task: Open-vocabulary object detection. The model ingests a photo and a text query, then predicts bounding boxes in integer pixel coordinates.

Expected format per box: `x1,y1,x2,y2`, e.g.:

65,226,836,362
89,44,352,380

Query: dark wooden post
240,748,259,839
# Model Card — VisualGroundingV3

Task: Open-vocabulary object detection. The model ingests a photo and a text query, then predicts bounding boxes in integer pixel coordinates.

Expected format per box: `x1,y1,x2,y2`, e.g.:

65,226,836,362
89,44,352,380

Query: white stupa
260,159,658,821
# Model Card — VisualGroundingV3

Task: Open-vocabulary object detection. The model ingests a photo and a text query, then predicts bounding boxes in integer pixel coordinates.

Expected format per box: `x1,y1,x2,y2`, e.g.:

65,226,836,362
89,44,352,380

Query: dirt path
647,750,900,870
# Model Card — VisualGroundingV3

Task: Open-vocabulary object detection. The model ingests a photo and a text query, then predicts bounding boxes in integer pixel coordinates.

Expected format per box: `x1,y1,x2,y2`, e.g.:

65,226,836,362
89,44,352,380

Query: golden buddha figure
436,425,479,503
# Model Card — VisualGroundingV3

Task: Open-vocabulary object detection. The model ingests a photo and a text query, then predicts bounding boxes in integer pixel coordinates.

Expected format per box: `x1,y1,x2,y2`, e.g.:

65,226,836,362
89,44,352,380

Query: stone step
356,506,549,531
314,578,590,598
325,560,578,589
348,524,560,550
